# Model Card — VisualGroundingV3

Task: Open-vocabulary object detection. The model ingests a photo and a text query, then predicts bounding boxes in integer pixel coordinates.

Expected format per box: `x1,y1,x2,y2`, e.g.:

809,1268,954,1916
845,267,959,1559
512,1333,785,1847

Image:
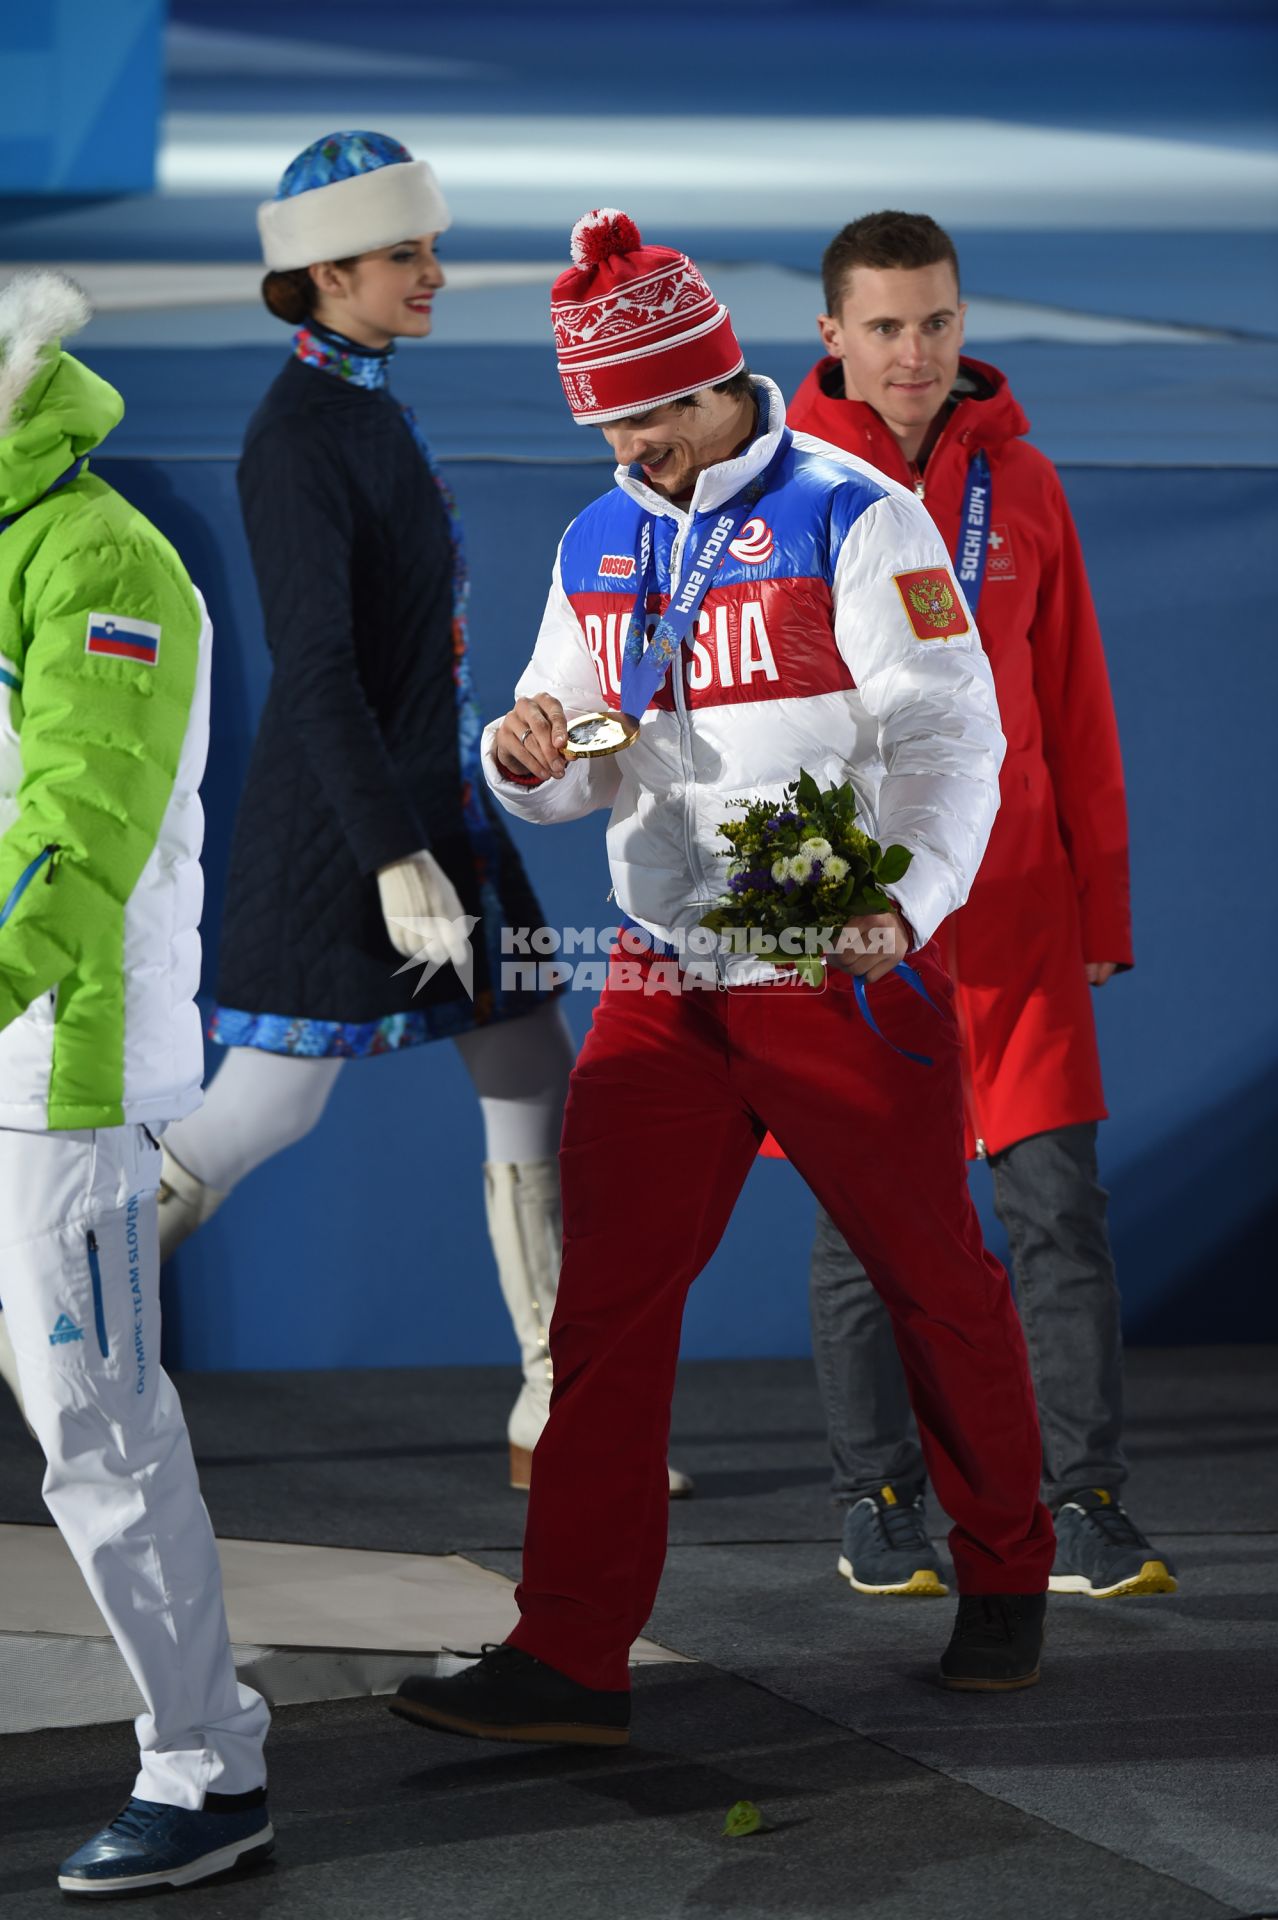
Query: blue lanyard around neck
0,457,86,538
620,429,791,723
953,449,992,614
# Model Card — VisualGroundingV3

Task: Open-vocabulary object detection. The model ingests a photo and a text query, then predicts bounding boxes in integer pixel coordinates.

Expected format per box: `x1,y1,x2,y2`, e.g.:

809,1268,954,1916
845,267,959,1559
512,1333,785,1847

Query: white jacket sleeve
481,552,623,826
831,486,1005,947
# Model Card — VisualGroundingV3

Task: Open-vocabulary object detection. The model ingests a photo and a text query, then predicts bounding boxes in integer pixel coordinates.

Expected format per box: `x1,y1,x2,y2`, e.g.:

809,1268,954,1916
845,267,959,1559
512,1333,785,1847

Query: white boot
483,1159,694,1500
483,1159,558,1487
0,1308,36,1439
157,1145,226,1264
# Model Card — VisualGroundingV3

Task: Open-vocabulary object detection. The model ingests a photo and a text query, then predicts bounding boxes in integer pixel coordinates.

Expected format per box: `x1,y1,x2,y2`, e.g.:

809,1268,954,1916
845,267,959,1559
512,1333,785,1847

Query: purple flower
781,877,798,895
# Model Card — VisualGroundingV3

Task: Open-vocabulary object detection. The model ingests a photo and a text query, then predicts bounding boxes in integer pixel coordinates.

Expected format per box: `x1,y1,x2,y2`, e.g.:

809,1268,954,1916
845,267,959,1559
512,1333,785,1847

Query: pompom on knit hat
551,209,744,425
257,130,451,272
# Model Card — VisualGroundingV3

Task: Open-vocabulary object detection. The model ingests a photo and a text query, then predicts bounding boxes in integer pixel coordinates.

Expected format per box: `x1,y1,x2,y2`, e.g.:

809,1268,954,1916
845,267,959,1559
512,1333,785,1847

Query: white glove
377,850,466,966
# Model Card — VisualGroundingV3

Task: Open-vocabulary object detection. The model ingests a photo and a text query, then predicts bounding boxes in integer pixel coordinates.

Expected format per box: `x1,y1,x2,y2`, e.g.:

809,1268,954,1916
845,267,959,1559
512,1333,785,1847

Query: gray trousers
809,1122,1126,1511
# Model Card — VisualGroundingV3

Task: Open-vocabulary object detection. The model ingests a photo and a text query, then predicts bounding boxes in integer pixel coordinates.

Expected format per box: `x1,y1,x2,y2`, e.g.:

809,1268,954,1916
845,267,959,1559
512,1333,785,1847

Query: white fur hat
257,130,450,272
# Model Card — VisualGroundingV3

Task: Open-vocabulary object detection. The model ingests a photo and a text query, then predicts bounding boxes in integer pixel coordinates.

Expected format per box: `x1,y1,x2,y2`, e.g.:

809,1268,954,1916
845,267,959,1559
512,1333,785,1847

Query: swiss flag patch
893,568,969,642
987,524,1017,580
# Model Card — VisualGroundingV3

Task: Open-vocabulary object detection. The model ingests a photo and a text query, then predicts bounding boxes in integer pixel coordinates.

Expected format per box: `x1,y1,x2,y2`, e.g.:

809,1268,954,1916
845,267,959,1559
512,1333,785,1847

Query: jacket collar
791,355,1028,487
613,375,788,521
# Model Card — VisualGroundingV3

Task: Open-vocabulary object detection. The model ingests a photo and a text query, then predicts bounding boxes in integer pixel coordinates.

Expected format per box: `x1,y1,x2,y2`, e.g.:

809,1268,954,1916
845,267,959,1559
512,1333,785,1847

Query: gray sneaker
1049,1488,1178,1597
837,1485,948,1596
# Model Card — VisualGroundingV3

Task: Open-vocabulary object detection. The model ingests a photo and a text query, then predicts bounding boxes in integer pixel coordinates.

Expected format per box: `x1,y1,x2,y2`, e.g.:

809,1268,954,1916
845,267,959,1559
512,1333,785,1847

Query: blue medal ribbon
0,457,87,538
953,448,991,614
619,431,790,721
851,961,943,1067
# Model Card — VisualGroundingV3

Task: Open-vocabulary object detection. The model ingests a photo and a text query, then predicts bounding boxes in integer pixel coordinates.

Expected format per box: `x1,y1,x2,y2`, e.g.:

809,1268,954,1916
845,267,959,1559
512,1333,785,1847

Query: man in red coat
788,209,1175,1602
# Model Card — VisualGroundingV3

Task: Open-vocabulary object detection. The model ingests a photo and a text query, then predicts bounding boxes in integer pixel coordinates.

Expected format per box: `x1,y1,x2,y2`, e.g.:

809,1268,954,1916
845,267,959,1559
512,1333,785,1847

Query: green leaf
875,844,913,884
795,768,821,813
794,954,825,987
722,1800,764,1838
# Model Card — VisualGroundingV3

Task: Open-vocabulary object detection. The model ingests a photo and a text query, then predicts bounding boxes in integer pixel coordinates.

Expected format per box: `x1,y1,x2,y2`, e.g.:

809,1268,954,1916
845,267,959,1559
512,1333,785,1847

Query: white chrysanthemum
801,837,832,859
789,852,814,882
771,856,792,883
824,855,849,883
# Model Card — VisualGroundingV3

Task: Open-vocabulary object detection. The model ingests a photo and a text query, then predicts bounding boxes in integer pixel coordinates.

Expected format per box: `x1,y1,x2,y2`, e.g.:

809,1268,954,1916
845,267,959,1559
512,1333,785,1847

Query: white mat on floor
0,1523,686,1733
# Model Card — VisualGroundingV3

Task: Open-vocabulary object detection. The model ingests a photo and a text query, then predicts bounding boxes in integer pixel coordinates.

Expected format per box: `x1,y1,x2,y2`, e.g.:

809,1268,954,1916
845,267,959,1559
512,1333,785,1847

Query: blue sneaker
1049,1488,1178,1597
837,1485,948,1596
58,1790,273,1896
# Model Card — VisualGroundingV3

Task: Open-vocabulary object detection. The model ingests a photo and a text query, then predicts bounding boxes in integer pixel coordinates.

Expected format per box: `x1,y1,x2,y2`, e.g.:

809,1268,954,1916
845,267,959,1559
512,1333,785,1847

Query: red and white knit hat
551,209,744,425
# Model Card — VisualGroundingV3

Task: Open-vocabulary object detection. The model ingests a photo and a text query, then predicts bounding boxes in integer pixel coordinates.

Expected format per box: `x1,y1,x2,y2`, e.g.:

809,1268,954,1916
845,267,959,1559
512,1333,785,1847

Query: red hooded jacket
778,354,1132,1158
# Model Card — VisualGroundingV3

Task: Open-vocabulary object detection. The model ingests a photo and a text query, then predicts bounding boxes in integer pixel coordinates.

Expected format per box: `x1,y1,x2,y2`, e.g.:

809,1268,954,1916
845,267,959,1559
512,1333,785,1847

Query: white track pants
0,1124,269,1807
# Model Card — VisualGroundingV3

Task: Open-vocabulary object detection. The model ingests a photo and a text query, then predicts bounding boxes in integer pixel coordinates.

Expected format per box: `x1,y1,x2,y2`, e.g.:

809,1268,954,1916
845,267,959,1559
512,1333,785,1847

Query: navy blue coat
214,356,545,1027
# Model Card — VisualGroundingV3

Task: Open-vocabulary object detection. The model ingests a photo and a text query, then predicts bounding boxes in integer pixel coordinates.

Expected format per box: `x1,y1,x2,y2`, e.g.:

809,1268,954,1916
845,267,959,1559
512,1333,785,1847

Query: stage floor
1,1348,1275,1917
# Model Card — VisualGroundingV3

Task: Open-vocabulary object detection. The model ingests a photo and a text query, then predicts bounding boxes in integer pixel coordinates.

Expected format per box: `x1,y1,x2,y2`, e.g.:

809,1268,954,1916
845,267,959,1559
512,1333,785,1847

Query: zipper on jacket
86,1231,109,1358
0,843,61,929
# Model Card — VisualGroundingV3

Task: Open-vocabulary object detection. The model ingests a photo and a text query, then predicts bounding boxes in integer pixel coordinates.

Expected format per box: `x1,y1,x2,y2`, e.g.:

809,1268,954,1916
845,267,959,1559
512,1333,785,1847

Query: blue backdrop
80,329,1278,1371
0,3,164,195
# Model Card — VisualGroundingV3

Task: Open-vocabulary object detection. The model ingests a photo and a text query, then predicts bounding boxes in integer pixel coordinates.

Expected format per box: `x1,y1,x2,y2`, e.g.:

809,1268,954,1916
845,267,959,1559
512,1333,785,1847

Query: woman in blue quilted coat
153,135,691,1491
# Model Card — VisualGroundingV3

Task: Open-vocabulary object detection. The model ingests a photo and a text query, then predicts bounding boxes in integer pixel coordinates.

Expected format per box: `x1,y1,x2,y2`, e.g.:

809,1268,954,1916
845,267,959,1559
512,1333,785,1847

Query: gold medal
561,711,639,759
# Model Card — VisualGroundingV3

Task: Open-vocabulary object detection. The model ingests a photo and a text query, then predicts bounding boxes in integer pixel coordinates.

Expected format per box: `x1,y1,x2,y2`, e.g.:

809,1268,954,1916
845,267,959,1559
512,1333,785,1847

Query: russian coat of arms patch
893,569,970,642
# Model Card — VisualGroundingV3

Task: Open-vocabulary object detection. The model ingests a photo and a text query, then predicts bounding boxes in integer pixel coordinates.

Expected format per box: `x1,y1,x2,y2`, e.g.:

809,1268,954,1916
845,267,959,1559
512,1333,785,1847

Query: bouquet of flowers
699,770,912,985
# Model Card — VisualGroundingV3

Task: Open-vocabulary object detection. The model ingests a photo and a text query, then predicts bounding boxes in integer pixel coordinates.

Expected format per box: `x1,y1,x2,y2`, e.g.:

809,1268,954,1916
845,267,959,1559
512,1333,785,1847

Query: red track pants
509,946,1055,1690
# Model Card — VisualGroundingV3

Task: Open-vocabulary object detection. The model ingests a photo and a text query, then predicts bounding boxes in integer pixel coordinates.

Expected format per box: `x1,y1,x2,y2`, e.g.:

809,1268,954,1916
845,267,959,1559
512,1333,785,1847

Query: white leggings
164,998,575,1194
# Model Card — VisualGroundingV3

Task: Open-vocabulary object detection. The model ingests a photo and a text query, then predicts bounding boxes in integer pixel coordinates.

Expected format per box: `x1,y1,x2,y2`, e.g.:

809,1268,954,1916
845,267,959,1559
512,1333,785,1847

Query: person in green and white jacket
0,272,272,1897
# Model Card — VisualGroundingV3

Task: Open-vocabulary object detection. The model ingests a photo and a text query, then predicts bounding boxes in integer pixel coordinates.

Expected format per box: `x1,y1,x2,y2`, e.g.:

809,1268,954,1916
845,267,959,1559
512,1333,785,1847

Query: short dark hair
821,212,960,317
670,367,754,412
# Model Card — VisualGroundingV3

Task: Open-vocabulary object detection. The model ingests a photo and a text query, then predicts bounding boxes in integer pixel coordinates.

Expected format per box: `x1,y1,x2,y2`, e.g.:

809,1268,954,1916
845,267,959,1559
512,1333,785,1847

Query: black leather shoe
939,1592,1046,1691
389,1644,630,1746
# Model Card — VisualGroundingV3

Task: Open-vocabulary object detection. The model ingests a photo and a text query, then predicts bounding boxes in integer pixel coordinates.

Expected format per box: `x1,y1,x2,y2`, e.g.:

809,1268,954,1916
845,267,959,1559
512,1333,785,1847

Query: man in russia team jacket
388,208,1056,1742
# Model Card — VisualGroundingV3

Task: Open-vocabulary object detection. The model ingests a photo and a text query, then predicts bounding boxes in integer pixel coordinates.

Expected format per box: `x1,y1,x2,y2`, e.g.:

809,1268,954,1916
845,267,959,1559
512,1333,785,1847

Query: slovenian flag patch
85,612,161,666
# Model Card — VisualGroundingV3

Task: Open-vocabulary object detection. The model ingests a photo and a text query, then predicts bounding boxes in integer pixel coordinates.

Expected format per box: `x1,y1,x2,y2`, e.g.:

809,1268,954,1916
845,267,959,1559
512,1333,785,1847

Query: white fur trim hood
0,271,91,440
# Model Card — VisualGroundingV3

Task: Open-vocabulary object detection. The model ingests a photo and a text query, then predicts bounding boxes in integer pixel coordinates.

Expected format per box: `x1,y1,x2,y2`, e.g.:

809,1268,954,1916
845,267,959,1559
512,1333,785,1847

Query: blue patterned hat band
274,131,413,200
258,129,451,271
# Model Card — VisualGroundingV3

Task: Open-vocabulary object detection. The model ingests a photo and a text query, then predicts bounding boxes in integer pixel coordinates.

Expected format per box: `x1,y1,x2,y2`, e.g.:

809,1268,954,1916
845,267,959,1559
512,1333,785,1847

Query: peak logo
599,554,637,581
728,518,774,566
